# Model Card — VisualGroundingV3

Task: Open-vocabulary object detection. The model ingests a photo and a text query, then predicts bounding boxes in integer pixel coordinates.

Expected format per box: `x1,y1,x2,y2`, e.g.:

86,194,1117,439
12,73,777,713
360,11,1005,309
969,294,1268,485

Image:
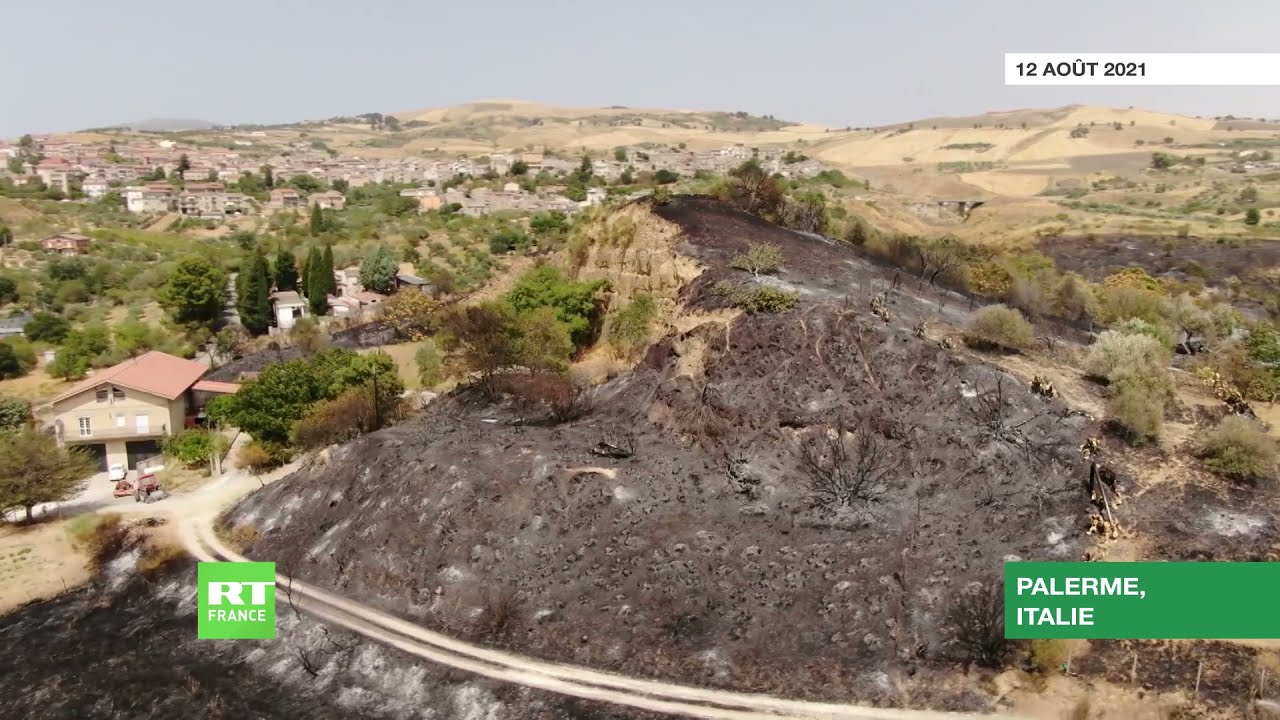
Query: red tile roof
191,380,241,394
51,351,209,403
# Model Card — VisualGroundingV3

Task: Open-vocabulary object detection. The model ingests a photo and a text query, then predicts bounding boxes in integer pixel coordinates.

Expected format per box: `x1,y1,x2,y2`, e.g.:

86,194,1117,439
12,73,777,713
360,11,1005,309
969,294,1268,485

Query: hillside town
0,130,831,219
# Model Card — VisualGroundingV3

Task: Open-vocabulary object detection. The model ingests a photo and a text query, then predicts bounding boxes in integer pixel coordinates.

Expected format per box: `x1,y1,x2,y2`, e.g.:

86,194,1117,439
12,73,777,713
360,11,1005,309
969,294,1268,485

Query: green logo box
198,561,277,640
1005,561,1280,639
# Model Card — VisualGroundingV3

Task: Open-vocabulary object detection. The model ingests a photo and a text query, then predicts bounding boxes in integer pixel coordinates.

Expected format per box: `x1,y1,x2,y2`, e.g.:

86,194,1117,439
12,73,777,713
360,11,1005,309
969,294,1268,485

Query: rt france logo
198,562,276,639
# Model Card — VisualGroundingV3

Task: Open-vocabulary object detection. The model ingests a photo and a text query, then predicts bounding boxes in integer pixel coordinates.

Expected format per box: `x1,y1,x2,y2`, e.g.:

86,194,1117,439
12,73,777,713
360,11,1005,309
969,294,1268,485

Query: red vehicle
113,473,162,502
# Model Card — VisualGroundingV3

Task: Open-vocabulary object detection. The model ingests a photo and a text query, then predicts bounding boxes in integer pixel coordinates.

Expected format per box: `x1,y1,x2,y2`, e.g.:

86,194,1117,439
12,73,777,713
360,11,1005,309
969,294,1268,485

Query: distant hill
126,118,218,132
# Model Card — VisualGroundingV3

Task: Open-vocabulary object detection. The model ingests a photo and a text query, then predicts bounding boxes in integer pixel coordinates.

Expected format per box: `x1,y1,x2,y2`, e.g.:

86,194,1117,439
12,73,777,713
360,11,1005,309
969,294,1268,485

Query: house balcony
60,424,169,444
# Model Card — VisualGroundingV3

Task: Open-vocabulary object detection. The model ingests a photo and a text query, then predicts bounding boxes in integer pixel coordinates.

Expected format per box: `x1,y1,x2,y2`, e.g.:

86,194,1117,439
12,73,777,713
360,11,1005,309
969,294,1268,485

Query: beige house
309,190,346,210
50,351,238,471
267,187,303,210
40,232,92,255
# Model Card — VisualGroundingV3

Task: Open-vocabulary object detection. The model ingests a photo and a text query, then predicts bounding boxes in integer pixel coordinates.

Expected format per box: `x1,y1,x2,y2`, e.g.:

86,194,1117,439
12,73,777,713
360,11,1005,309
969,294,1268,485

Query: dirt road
152,471,1014,720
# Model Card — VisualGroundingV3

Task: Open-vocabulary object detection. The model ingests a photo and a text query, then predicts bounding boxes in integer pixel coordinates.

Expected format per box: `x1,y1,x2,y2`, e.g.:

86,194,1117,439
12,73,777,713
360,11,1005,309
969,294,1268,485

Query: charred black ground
0,556,658,720
223,197,1104,709
1038,232,1280,315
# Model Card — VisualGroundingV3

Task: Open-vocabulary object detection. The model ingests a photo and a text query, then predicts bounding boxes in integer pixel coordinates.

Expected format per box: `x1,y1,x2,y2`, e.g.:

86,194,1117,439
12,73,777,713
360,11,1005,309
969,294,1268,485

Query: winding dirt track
179,512,1017,720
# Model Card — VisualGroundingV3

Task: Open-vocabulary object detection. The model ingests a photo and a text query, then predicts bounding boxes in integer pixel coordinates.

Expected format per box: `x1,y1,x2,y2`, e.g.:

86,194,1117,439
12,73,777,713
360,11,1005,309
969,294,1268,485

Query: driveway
4,471,139,523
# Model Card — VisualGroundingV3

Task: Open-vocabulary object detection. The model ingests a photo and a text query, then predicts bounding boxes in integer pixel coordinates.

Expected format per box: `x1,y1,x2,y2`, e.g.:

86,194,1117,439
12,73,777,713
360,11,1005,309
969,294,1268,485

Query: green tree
564,182,587,203
654,169,680,184
47,348,89,381
1248,323,1280,365
505,266,607,347
230,230,258,250
274,247,298,291
161,255,227,327
614,147,628,162
415,339,444,387
321,245,337,296
402,244,421,264
358,245,399,295
529,211,569,238
0,427,96,521
0,396,29,433
289,174,324,193
439,303,525,395
114,320,154,357
207,348,401,445
262,165,275,188
0,223,12,247
515,306,574,372
1246,207,1261,225
0,276,16,304
175,154,192,175
306,246,334,315
509,159,529,176
302,247,321,299
238,248,272,335
605,293,658,359
0,339,34,378
0,343,22,379
23,312,71,343
575,154,593,183
48,257,87,282
162,429,226,467
488,226,530,254
310,203,325,234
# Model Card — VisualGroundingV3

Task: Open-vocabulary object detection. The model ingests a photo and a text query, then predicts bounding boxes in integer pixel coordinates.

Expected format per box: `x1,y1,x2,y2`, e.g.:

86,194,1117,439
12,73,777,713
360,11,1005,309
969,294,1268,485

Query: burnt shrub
1027,638,1070,674
291,390,368,449
496,370,591,424
712,281,799,313
137,541,186,580
238,440,292,474
1196,416,1277,484
963,304,1034,352
945,578,1008,668
67,513,129,570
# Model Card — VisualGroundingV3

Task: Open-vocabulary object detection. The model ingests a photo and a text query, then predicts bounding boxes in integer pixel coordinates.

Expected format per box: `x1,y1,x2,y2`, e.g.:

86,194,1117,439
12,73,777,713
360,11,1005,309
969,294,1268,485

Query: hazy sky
5,0,1280,137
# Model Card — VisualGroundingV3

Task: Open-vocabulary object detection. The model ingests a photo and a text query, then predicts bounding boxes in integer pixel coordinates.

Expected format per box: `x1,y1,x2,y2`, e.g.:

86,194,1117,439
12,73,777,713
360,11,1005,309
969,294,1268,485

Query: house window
112,387,125,400
78,417,91,437
96,388,109,402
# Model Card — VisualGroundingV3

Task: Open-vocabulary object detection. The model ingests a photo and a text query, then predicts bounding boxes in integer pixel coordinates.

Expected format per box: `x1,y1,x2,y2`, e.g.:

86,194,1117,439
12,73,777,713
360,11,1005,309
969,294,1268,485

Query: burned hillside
0,552,659,720
223,197,1107,708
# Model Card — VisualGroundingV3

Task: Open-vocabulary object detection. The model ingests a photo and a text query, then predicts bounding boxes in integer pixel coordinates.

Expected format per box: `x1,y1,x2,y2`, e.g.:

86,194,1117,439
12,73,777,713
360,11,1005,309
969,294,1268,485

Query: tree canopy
23,312,70,343
358,245,398,295
237,247,272,335
306,245,335,315
161,255,227,328
505,266,607,347
275,247,298,291
206,348,402,445
0,427,97,522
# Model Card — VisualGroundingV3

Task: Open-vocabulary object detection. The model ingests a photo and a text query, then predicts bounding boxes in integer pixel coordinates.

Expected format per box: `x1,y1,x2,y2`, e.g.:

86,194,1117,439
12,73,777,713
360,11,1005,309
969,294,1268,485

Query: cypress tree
306,246,329,316
302,247,320,297
309,203,325,234
320,244,337,297
275,247,298,291
238,248,272,335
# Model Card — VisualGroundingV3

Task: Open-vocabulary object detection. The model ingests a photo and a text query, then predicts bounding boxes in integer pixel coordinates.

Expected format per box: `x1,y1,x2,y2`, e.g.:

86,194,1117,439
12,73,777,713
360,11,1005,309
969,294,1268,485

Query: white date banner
1005,53,1280,85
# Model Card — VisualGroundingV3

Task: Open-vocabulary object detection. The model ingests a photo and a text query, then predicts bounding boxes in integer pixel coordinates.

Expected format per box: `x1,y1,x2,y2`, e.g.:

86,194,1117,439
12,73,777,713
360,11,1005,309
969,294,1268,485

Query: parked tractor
113,473,163,503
